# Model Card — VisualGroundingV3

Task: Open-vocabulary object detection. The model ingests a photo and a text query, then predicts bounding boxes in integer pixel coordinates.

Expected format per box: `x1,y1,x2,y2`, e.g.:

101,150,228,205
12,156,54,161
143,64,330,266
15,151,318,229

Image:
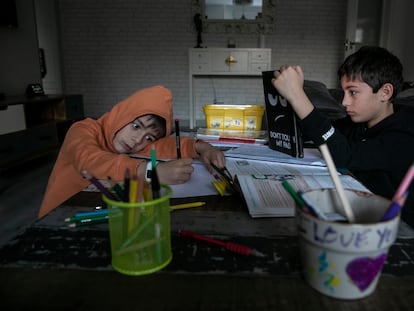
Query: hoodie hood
98,85,173,152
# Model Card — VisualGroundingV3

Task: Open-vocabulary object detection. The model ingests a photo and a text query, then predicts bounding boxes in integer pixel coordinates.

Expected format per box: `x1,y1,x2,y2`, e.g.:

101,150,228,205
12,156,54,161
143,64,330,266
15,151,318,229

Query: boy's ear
381,83,394,100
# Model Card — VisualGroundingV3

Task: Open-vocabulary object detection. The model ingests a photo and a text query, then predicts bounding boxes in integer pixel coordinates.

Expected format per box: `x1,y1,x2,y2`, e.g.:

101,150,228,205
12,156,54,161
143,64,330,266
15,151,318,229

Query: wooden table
1,192,414,310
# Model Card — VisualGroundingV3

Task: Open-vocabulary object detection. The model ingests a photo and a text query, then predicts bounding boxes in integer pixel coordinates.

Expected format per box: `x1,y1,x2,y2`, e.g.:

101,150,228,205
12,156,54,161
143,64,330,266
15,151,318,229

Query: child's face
113,115,164,154
340,76,392,128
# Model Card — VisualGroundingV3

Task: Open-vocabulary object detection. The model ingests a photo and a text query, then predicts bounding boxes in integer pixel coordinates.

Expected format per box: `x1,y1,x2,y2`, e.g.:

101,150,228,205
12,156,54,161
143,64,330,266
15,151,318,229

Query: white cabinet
190,48,271,75
189,48,271,128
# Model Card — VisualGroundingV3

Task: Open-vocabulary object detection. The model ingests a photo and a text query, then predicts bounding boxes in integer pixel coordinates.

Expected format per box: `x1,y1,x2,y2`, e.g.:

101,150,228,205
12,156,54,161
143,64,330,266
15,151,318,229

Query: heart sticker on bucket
346,253,387,291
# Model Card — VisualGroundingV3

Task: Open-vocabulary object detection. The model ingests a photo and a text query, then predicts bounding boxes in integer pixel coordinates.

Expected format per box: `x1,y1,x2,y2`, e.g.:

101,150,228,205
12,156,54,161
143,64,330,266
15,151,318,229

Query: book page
237,174,370,218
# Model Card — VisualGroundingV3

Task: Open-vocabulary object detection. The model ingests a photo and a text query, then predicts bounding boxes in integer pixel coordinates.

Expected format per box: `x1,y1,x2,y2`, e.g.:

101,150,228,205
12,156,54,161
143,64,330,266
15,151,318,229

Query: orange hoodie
39,85,198,218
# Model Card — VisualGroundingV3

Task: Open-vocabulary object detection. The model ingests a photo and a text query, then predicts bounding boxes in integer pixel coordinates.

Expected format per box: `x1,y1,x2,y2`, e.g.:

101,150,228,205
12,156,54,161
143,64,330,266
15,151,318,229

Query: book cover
262,71,303,158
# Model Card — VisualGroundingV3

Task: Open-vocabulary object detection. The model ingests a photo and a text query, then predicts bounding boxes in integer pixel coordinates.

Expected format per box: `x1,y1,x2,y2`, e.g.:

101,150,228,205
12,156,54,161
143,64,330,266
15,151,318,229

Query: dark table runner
1,224,413,277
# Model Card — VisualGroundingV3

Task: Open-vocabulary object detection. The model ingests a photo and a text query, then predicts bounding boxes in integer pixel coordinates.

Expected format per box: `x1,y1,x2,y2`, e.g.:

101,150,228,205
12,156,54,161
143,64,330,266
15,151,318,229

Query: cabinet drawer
191,51,209,64
192,63,209,73
251,51,270,62
251,62,270,73
211,51,249,73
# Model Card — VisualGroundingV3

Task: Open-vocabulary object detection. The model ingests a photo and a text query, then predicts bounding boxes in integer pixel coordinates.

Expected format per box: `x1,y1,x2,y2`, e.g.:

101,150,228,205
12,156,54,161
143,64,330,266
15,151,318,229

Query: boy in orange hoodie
38,85,225,218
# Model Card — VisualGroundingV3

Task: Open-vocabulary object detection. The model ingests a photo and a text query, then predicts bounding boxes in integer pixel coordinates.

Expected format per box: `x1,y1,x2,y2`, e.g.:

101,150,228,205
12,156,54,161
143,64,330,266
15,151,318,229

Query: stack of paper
225,145,325,166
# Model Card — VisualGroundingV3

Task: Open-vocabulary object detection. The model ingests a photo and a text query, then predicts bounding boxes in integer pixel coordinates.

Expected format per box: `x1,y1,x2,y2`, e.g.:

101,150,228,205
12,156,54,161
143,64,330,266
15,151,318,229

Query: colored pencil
70,201,204,220
74,210,108,218
123,168,131,202
382,188,411,221
170,201,206,210
68,215,108,227
179,230,266,258
128,174,138,233
392,162,414,202
107,176,124,201
281,180,305,207
129,174,138,203
381,163,414,221
65,212,108,222
81,170,117,200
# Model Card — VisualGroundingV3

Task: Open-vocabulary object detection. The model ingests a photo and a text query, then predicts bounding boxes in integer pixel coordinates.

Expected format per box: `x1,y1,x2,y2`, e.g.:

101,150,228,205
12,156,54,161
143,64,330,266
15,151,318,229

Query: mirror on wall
205,0,262,20
192,0,276,34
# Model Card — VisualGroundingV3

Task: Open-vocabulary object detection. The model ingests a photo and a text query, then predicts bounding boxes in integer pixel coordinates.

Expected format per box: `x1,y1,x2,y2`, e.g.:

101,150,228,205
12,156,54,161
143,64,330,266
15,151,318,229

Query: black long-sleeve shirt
300,104,414,227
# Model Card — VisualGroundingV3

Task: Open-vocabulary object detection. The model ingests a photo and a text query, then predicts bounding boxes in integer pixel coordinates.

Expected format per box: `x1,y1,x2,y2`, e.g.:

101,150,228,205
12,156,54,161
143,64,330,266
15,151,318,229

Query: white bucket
296,189,400,300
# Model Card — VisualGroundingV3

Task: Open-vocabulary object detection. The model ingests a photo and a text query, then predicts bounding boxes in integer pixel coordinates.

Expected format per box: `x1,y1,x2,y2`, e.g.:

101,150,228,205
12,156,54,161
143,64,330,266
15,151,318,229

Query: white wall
57,0,347,126
35,0,63,94
384,0,414,82
2,1,412,127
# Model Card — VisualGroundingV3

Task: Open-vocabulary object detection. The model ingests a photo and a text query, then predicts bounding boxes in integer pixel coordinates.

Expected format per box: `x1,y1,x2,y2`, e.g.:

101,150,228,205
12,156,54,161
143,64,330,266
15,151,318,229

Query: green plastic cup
103,185,172,276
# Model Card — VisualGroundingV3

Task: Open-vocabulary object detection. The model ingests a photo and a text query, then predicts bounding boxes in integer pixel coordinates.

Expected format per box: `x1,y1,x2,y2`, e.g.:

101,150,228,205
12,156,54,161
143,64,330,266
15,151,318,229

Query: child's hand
271,65,305,102
195,141,226,171
157,158,194,184
271,65,314,120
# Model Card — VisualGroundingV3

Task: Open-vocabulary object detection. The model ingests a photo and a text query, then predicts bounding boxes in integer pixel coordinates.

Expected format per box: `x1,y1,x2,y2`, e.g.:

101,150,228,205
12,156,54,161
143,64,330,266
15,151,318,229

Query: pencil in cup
81,170,117,200
102,185,172,266
127,174,139,234
381,162,414,221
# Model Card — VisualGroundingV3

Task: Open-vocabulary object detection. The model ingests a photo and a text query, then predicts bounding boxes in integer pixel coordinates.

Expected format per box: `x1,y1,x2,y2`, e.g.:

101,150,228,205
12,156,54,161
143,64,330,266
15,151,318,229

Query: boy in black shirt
271,46,414,227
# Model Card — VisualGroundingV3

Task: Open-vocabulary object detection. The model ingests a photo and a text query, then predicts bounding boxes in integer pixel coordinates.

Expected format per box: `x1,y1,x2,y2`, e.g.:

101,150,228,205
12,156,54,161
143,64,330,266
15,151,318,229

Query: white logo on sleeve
322,126,335,141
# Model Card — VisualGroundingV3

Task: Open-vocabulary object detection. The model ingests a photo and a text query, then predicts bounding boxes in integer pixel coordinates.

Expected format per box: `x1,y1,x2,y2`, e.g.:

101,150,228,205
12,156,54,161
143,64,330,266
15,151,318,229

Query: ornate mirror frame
191,0,276,34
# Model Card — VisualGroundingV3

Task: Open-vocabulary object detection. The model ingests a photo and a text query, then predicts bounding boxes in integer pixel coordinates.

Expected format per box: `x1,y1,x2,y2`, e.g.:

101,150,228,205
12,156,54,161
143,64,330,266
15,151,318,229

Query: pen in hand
151,145,161,199
175,118,181,159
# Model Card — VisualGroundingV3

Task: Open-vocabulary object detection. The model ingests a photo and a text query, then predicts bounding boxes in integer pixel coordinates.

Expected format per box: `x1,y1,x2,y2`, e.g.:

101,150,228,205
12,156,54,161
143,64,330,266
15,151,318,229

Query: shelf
0,94,84,170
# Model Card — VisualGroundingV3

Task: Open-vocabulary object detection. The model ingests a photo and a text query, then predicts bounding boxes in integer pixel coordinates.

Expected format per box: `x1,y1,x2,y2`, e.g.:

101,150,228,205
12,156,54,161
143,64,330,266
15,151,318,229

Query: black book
262,71,303,158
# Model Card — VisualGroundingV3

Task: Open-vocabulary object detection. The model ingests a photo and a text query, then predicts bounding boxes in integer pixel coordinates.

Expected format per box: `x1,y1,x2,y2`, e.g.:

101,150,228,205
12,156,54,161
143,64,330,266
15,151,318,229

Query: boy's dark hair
147,114,167,137
338,46,404,100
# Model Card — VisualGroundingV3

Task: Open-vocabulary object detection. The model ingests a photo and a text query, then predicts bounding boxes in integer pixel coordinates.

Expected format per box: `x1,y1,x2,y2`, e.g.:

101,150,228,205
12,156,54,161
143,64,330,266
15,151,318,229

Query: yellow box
203,105,265,130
